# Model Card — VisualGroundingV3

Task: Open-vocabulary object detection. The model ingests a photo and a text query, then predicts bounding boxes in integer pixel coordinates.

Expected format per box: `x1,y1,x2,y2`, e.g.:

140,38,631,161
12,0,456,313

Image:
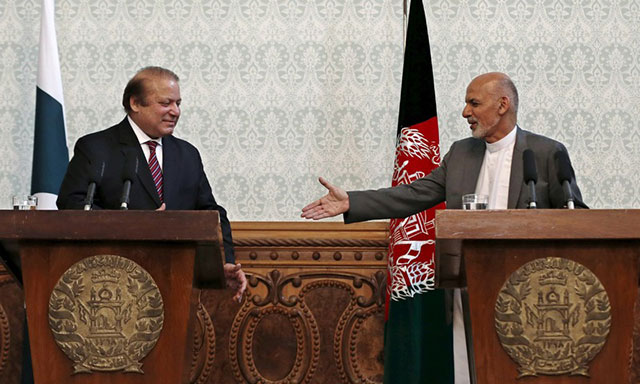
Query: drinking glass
462,194,488,210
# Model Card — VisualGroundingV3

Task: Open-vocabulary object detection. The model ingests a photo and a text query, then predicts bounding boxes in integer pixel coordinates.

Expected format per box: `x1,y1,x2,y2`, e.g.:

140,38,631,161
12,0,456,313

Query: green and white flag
31,0,68,209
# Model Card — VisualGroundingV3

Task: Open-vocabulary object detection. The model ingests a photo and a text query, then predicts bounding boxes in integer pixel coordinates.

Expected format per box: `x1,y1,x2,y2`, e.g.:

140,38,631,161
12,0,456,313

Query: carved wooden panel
634,286,640,383
194,222,389,384
188,301,216,384
0,265,25,384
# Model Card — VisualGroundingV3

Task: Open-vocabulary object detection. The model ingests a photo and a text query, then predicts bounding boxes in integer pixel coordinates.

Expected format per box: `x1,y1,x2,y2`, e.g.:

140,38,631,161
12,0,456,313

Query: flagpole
403,0,408,49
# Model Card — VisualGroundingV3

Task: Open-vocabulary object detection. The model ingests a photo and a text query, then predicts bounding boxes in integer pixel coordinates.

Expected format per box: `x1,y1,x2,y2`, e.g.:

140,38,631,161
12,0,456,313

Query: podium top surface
435,209,640,240
434,209,640,288
0,210,220,242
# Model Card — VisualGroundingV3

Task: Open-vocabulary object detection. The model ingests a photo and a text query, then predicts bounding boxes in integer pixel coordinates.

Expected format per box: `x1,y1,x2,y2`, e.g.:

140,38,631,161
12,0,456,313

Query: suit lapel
161,136,178,207
461,139,485,194
117,119,162,207
508,127,526,208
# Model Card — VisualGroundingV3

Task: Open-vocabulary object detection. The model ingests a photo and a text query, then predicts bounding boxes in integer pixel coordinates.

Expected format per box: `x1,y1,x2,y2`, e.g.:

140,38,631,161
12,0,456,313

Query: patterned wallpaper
0,0,638,218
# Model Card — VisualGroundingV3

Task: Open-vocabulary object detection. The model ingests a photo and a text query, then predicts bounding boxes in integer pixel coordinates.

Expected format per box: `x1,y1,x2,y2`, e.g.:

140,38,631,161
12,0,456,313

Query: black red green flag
384,0,454,382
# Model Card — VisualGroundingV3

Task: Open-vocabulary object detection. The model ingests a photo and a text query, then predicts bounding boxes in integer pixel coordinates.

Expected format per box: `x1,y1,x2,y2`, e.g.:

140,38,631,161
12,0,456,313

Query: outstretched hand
224,263,247,303
301,177,350,220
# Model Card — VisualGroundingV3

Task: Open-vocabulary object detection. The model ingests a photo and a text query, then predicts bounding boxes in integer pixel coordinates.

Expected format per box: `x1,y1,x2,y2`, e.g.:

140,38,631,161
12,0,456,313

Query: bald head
462,72,519,143
471,72,519,115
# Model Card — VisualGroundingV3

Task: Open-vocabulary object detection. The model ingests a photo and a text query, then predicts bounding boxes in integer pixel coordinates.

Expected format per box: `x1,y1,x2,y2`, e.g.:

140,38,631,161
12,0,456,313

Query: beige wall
0,1,638,216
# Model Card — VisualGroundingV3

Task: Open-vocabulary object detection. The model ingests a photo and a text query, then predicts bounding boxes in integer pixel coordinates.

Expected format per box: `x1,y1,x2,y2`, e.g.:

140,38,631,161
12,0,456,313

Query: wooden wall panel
634,286,640,384
195,221,388,384
0,267,25,384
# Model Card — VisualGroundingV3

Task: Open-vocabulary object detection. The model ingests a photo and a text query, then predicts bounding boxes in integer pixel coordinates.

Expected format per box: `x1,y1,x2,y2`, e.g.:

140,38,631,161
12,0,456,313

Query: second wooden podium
435,209,639,384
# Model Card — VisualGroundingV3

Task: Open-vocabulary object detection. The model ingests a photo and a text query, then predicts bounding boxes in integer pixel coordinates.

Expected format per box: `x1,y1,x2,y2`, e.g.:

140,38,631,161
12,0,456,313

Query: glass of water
462,194,488,210
12,195,37,210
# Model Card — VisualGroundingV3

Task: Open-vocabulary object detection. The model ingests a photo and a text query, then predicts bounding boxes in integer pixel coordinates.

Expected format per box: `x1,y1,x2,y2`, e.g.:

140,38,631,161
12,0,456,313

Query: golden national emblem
48,255,164,374
495,257,611,378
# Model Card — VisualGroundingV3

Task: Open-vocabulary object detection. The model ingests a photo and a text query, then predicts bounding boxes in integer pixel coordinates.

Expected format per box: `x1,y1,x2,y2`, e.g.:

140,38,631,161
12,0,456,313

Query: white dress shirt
128,116,163,170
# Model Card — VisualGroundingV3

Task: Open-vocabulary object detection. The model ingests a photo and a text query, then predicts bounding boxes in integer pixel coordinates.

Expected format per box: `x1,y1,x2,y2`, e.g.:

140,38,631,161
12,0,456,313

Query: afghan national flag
31,0,68,209
384,0,453,382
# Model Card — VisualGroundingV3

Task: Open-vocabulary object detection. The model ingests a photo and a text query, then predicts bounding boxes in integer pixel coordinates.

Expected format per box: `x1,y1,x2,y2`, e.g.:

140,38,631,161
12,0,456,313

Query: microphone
120,152,139,210
83,161,105,211
554,151,575,209
523,149,538,209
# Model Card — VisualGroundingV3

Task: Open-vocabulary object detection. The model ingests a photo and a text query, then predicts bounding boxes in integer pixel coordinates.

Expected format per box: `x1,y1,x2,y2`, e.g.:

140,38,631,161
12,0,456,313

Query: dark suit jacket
345,127,587,222
57,118,235,263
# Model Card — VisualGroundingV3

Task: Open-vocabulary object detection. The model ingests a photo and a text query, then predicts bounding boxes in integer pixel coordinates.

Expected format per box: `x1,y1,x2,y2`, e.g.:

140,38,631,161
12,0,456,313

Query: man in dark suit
301,72,586,220
57,66,246,300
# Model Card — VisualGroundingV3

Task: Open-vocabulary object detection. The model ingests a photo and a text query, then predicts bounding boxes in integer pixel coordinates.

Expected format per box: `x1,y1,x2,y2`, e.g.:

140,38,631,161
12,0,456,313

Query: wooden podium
435,210,640,384
0,210,224,384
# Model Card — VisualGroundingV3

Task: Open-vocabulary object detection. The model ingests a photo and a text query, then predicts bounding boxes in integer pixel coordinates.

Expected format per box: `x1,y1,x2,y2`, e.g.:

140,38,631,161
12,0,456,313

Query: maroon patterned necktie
146,141,163,203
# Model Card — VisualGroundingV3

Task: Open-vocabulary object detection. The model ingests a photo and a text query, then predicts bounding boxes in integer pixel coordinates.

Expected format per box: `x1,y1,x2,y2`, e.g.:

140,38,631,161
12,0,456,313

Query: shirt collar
485,125,517,153
127,116,162,146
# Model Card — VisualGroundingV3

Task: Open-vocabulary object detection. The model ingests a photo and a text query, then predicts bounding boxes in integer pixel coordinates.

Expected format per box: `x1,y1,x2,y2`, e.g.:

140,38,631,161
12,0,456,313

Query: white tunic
455,125,517,384
474,126,517,209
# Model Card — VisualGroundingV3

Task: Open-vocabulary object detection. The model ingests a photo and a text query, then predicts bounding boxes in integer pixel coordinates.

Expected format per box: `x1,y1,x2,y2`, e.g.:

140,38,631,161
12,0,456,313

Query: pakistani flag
31,0,68,209
384,0,454,383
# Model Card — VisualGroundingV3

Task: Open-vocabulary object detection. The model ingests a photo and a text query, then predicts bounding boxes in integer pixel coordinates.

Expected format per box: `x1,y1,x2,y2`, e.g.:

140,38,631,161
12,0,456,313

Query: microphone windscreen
554,151,573,182
523,149,538,183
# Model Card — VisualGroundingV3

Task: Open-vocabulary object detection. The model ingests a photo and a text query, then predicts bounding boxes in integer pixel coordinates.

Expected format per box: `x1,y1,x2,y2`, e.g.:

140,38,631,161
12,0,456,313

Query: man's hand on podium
224,263,247,302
